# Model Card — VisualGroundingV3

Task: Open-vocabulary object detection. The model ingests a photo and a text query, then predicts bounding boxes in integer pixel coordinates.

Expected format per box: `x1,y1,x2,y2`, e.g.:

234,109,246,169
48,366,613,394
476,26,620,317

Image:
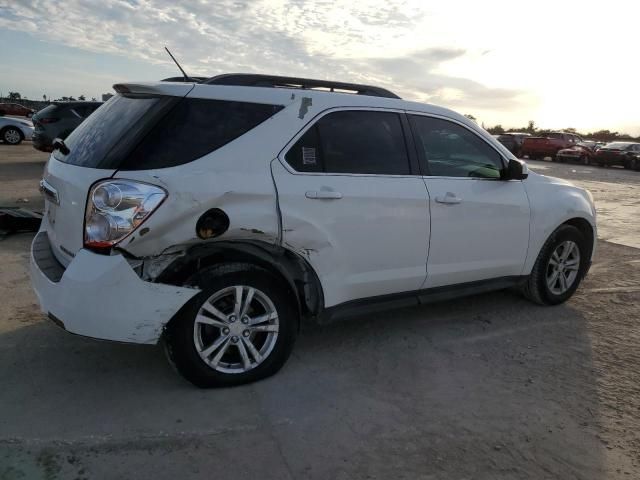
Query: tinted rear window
120,98,283,170
53,95,162,167
36,105,59,117
53,95,283,170
603,142,633,150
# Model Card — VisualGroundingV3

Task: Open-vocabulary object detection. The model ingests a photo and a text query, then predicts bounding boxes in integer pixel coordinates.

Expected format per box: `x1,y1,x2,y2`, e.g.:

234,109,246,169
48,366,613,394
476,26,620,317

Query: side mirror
505,158,528,180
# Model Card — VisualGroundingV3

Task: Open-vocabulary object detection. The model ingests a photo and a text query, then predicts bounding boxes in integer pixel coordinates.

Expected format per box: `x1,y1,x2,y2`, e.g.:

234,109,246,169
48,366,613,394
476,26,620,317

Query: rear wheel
1,127,23,145
165,263,298,388
523,225,588,305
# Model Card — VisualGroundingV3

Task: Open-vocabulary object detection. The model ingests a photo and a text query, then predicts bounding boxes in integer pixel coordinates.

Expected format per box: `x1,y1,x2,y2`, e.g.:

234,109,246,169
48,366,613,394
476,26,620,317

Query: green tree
526,120,536,133
8,91,21,100
78,95,86,101
487,125,505,134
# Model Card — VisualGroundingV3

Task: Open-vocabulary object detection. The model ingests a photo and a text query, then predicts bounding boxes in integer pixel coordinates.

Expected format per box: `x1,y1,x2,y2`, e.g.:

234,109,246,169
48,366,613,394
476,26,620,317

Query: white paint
29,238,199,344
422,177,530,288
30,81,597,344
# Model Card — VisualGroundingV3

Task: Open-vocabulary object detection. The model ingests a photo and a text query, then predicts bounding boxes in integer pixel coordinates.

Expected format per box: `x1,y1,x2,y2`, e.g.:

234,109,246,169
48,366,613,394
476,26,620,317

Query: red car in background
0,103,35,118
522,132,582,160
556,141,599,164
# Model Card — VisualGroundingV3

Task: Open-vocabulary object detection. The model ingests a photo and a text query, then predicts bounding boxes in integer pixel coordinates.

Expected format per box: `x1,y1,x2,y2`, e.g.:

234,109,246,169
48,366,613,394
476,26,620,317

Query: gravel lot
0,144,638,479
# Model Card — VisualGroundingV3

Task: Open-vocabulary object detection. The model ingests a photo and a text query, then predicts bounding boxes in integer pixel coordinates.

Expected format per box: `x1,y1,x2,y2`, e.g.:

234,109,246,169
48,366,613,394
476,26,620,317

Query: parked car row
495,131,640,171
0,101,103,149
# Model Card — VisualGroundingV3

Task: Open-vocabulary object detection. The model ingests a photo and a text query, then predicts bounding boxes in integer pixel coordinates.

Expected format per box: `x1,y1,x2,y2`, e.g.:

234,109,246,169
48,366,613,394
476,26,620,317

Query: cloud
0,0,526,113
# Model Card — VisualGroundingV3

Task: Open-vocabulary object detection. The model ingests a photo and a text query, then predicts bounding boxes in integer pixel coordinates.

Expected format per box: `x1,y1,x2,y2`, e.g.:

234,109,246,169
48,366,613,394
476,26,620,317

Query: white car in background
30,74,597,388
0,116,34,145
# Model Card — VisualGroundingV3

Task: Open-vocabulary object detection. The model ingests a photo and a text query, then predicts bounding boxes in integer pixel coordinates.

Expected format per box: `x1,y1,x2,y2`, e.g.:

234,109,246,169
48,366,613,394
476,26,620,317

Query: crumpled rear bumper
30,231,199,344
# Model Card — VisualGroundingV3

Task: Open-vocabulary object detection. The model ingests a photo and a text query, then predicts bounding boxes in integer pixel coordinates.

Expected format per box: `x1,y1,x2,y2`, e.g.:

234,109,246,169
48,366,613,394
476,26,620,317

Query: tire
164,263,298,388
1,127,23,145
522,225,589,305
0,110,5,116
632,158,640,171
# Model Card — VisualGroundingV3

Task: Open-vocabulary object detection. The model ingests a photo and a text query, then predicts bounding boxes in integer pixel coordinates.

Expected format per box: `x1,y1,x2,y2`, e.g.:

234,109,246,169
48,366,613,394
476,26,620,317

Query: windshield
53,94,163,168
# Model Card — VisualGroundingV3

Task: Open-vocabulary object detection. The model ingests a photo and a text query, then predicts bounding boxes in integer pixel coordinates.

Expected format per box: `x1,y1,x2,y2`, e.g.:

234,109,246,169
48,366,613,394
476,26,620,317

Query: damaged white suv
31,74,596,387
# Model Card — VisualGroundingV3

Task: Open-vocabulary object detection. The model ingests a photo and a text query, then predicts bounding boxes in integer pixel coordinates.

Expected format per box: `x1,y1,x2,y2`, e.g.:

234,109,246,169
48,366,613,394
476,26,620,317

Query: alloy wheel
3,128,21,144
193,285,279,374
546,241,580,295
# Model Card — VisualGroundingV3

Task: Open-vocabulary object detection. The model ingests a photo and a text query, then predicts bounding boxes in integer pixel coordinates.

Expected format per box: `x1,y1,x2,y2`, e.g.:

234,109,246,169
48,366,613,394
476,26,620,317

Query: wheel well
563,217,594,255
154,241,324,320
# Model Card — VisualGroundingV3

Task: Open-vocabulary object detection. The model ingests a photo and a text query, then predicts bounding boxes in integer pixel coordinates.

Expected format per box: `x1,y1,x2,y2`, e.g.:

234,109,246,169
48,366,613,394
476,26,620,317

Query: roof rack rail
161,76,208,83
203,74,401,99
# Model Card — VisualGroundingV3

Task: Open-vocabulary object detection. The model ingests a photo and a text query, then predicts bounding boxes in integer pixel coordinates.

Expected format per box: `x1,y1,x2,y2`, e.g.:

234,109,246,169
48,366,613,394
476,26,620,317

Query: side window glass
409,115,504,179
285,125,323,172
285,111,410,175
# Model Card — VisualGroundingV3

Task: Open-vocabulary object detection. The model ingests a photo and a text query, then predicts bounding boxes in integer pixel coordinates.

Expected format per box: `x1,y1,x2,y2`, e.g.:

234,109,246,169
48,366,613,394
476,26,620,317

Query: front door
408,114,530,288
272,109,430,307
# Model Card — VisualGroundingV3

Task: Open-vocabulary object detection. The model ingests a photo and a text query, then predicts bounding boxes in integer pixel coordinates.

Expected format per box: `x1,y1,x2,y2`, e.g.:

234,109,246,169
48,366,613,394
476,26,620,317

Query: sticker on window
302,147,317,165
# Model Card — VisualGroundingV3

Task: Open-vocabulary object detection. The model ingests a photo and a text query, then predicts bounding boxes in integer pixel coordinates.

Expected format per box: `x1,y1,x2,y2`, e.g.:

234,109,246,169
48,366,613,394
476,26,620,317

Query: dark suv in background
32,101,102,152
494,132,530,158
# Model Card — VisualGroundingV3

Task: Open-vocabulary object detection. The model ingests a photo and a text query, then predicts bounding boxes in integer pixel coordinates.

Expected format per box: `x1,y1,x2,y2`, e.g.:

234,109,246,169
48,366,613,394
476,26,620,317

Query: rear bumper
31,132,53,151
30,231,199,344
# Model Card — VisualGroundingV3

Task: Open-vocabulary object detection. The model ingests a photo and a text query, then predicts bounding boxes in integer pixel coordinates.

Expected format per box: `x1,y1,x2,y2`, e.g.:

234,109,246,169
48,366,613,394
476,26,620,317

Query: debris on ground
0,207,42,236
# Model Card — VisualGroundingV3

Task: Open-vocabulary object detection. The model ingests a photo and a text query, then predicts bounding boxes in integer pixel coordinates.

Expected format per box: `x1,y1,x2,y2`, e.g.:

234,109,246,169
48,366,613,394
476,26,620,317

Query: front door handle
305,190,343,200
435,192,462,204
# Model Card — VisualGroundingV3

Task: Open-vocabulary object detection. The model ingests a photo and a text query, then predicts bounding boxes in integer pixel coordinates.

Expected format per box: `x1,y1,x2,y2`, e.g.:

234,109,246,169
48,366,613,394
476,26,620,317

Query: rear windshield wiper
52,138,70,155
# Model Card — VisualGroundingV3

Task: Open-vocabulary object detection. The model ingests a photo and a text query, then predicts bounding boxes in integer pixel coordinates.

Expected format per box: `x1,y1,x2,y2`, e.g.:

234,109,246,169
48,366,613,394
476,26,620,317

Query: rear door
408,114,530,289
272,108,430,307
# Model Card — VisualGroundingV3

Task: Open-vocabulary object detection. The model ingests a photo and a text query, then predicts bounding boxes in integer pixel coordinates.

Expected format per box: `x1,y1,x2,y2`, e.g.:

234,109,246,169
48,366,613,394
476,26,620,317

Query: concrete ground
0,144,638,479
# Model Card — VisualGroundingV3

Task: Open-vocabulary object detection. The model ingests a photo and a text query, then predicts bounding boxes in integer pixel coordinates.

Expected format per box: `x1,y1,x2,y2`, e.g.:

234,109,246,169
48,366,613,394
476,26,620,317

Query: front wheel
165,263,298,388
522,225,589,305
1,127,23,145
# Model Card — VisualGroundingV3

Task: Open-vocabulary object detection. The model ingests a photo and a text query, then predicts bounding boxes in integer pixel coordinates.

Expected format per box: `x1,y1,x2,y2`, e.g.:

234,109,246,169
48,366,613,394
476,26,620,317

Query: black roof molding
203,73,401,99
161,76,208,83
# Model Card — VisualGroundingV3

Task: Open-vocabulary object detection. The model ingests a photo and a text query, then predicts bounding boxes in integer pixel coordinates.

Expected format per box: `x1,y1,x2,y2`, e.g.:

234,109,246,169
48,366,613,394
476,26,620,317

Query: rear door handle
305,190,343,200
435,192,462,204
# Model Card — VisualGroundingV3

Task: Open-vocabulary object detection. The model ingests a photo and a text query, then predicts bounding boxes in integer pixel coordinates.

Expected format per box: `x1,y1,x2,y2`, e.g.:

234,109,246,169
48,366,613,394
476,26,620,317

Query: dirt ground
0,144,638,479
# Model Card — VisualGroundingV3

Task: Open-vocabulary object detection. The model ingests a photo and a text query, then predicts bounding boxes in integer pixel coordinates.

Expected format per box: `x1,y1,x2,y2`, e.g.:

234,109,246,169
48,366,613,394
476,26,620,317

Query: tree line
3,91,98,102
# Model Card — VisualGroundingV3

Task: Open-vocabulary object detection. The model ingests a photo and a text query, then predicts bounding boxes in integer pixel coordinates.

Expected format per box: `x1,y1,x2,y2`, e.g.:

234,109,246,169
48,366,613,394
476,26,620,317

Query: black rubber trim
32,232,66,283
321,276,527,322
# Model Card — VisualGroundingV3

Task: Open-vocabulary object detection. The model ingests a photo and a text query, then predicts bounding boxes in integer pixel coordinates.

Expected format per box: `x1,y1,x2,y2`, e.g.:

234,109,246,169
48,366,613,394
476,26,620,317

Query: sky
0,0,638,134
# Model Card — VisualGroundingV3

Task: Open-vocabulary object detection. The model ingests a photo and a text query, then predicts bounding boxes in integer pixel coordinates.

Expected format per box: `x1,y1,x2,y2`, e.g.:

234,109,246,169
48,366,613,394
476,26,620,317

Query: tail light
84,180,166,252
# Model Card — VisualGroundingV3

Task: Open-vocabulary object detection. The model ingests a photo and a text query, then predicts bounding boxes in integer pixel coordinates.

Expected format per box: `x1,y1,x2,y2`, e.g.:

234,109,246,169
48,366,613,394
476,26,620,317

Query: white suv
30,74,597,387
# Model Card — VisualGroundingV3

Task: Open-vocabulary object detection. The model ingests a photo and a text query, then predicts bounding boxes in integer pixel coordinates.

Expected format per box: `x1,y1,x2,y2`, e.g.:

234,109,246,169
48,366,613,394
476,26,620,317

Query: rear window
603,142,633,150
36,104,59,117
53,95,283,170
53,95,163,167
120,98,283,170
